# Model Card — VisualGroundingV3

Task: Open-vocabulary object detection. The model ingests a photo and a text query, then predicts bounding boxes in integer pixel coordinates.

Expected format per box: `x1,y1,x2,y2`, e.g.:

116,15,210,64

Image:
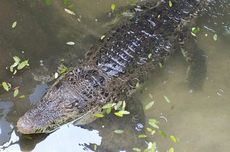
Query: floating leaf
159,130,167,138
170,135,177,143
66,41,75,45
191,27,200,37
105,107,112,114
2,82,11,92
144,142,156,152
168,0,173,7
102,103,115,109
213,34,218,41
10,56,21,72
144,101,155,110
138,134,147,138
114,129,124,134
64,8,76,15
121,100,126,110
54,72,59,79
100,35,105,40
114,100,123,110
148,53,152,59
146,127,156,135
148,119,159,129
12,21,17,29
19,95,26,99
111,3,116,12
114,110,130,117
93,144,97,151
159,62,163,68
164,95,171,103
57,63,68,75
17,60,29,70
133,147,141,152
13,88,19,97
94,113,104,118
168,147,175,152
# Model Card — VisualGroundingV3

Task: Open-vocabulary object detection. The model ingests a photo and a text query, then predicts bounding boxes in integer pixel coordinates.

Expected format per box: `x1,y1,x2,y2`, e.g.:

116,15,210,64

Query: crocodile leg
179,34,207,91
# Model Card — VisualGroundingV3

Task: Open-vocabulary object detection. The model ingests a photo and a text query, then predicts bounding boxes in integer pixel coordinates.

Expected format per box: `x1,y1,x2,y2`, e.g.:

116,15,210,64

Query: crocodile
17,0,229,134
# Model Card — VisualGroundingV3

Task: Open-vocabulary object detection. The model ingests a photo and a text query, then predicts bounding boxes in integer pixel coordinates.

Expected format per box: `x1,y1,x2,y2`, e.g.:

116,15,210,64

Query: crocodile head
17,70,107,134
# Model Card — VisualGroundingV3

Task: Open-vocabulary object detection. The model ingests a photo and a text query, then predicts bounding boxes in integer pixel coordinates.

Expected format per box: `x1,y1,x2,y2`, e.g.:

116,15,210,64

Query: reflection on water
0,0,230,152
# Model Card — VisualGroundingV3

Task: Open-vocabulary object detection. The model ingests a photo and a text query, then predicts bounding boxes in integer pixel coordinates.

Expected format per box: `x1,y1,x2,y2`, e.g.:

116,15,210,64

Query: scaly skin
17,0,229,134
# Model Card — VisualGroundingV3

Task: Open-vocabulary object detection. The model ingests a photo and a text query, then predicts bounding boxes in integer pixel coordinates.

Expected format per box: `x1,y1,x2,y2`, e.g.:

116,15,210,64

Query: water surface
0,0,230,152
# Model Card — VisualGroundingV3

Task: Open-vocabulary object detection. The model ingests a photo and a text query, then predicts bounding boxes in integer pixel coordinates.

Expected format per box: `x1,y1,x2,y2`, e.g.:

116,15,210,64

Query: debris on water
13,88,19,97
145,101,155,110
66,41,75,45
138,134,147,138
191,27,200,37
164,96,171,103
54,72,59,79
100,35,105,40
168,147,175,152
170,135,177,143
111,3,116,12
132,147,141,152
159,130,167,138
159,114,168,123
113,129,124,134
217,88,224,96
168,0,173,8
11,21,17,29
148,118,159,129
94,113,104,118
213,34,218,41
2,82,11,92
64,8,76,15
135,123,144,132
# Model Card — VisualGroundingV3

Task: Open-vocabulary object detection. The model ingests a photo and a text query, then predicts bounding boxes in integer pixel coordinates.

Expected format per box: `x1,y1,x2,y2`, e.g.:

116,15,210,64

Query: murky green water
0,0,230,152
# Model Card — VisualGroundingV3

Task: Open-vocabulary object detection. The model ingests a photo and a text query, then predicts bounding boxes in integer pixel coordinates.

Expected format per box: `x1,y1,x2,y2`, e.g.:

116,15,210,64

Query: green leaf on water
170,135,177,143
114,129,124,134
64,8,76,15
168,147,175,152
10,56,21,72
132,147,141,152
66,41,75,45
105,107,112,114
2,82,11,92
57,63,68,75
13,88,19,97
94,113,104,118
111,3,116,12
114,100,123,110
159,130,167,138
121,100,126,110
17,60,29,70
102,103,115,109
148,119,159,129
191,27,200,36
138,134,147,138
213,34,218,41
12,21,17,29
144,142,156,152
144,101,155,110
114,110,130,117
146,127,156,135
168,0,173,7
164,95,171,103
19,95,26,99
